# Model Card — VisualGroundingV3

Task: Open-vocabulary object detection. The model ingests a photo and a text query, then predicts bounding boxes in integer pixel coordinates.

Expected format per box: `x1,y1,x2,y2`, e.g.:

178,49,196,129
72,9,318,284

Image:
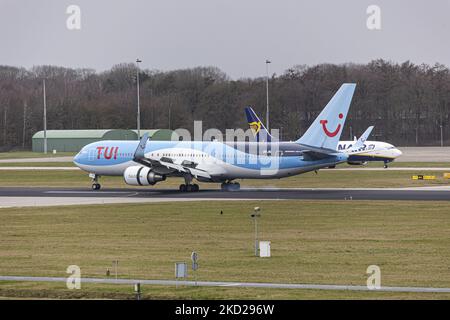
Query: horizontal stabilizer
299,144,342,161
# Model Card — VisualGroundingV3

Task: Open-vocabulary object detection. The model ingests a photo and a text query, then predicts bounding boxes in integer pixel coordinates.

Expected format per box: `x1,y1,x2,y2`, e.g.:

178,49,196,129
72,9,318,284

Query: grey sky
1,0,449,79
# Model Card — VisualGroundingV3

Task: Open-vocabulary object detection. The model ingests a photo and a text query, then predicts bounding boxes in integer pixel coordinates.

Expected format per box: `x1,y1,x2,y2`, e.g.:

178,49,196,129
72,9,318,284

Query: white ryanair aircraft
74,83,356,191
245,107,402,168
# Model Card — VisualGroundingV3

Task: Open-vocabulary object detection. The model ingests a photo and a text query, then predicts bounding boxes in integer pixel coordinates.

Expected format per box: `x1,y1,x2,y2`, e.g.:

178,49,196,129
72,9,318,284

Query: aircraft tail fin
245,106,274,142
351,126,374,150
296,83,356,150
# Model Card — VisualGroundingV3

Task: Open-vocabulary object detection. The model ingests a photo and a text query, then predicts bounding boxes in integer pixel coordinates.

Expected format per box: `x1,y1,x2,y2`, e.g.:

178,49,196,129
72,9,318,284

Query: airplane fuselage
338,140,402,163
74,140,348,182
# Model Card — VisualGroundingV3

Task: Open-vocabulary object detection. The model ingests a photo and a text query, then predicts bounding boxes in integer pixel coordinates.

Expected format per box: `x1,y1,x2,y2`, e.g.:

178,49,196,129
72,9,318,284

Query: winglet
134,132,149,160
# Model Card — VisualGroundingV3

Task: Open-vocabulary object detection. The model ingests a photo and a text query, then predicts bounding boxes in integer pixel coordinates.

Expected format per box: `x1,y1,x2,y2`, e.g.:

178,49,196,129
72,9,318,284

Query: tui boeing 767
73,83,356,191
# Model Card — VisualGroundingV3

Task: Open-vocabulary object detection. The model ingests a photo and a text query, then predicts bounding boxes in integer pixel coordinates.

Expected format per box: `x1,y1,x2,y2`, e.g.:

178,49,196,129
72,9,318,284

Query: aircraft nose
395,149,403,157
73,152,81,164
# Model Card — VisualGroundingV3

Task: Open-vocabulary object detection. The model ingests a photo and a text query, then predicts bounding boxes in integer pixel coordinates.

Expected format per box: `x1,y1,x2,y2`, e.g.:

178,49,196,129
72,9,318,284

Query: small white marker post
175,262,187,289
251,207,261,256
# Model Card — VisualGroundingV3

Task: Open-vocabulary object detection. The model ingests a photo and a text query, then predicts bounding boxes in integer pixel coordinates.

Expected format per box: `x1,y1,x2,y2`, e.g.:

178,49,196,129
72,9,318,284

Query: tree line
1,59,449,151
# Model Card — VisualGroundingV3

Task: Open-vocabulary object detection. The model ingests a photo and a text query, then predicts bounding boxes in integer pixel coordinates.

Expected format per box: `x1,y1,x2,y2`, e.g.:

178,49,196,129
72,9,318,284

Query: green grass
1,169,450,188
342,162,450,168
1,282,449,300
1,200,450,299
0,151,75,160
0,162,75,167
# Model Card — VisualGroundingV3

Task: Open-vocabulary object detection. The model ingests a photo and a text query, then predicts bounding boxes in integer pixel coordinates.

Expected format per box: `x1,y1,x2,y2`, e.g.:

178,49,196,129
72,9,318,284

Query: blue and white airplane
73,83,356,191
245,106,402,168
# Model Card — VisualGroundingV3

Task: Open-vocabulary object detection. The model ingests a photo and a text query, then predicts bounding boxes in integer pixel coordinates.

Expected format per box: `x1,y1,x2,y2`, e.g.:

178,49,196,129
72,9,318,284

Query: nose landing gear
90,173,101,190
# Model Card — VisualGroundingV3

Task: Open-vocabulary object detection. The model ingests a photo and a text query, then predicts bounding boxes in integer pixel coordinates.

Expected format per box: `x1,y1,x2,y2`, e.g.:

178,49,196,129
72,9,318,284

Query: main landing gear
90,173,101,190
221,181,240,191
179,174,200,192
383,161,389,169
179,184,200,192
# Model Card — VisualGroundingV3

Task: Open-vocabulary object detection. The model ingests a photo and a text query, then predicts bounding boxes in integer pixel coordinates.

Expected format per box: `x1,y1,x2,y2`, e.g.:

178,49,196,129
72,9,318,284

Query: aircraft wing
133,133,211,179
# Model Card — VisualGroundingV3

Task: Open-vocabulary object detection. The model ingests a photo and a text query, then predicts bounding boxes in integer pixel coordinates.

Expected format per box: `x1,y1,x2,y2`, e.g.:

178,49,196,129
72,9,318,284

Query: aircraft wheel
92,183,101,191
232,182,240,191
193,184,200,192
186,184,194,192
179,184,187,192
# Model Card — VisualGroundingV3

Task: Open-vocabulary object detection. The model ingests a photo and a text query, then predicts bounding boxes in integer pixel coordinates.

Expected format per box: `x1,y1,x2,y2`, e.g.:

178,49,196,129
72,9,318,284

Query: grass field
367,162,450,168
0,168,449,188
1,200,450,299
0,162,75,167
0,151,75,160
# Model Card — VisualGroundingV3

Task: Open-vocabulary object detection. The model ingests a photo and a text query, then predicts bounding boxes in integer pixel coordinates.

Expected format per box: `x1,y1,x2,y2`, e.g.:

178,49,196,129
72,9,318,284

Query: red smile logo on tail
320,113,343,137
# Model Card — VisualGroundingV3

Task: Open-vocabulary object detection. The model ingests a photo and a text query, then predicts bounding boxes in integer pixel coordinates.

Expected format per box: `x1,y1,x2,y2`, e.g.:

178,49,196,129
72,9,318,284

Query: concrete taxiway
1,186,450,207
1,275,450,293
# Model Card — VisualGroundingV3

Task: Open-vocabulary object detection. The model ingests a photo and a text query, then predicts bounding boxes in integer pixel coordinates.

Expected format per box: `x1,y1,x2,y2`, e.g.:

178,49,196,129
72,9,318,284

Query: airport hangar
31,129,175,152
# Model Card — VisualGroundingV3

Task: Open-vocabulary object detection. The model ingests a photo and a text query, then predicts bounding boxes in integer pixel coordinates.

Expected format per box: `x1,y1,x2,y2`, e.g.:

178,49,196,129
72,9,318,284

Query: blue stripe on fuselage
347,154,394,162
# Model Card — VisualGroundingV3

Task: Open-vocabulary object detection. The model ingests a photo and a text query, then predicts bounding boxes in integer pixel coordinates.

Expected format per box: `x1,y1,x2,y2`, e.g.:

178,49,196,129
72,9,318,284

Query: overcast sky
1,0,449,79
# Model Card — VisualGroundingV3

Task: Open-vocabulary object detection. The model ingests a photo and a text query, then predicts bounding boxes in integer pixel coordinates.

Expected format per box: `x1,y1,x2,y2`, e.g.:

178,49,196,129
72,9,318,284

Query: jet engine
123,166,166,186
347,161,368,166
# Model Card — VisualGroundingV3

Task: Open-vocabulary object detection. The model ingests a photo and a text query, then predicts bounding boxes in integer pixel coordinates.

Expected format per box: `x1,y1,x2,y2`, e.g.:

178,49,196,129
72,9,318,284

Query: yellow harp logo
249,121,261,136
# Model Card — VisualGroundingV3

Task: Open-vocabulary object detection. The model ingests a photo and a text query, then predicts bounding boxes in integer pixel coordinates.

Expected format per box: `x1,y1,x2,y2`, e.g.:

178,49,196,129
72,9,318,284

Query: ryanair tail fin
351,126,374,150
296,83,356,151
245,106,273,142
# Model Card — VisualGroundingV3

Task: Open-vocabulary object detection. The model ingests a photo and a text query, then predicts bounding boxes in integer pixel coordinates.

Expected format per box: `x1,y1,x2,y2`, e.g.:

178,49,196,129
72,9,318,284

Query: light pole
265,60,271,131
251,207,261,256
440,124,443,147
136,59,142,139
42,79,47,154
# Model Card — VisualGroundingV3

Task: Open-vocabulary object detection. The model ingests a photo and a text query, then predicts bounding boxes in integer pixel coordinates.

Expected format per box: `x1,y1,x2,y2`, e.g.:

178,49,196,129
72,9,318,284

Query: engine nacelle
123,166,166,186
347,161,368,166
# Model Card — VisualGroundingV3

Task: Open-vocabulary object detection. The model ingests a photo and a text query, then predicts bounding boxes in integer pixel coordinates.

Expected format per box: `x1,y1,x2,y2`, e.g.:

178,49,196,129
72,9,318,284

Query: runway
1,186,450,207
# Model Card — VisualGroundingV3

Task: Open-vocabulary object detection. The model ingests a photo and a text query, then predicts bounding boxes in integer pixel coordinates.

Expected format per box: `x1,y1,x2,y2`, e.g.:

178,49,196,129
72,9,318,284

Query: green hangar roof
31,129,176,152
32,129,176,140
33,130,121,139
